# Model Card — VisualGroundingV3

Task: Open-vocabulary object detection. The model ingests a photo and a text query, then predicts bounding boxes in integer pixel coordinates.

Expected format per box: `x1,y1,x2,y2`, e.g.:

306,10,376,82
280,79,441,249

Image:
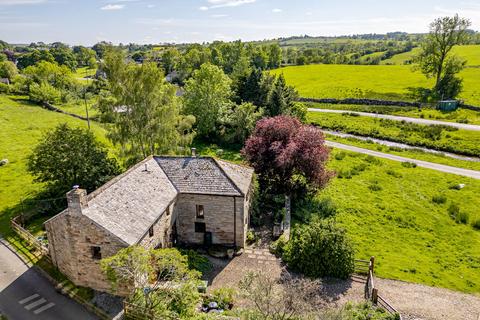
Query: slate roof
82,157,178,245
154,157,243,196
47,156,253,245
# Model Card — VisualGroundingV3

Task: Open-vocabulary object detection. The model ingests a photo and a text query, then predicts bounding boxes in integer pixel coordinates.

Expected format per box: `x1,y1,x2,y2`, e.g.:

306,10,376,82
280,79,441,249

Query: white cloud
199,6,208,11
101,4,125,10
147,4,155,8
0,0,46,5
204,0,256,9
272,8,282,13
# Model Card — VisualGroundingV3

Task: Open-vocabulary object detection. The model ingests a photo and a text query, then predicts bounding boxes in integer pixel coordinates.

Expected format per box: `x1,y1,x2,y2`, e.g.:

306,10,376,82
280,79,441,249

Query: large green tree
0,61,18,80
27,123,120,193
100,48,195,162
416,15,471,99
183,63,233,138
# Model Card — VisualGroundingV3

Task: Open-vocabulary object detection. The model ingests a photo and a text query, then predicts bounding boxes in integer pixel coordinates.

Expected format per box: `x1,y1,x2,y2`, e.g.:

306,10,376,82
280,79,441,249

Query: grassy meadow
272,45,480,106
307,111,480,157
0,95,111,235
320,149,480,293
381,45,480,66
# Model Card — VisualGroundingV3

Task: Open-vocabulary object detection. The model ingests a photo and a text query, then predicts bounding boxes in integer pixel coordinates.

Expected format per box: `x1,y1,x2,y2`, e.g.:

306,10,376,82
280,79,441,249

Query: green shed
437,100,459,111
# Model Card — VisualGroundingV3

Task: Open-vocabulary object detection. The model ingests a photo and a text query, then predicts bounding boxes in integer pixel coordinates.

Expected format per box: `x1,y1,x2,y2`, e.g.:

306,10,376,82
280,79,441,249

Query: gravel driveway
205,252,480,320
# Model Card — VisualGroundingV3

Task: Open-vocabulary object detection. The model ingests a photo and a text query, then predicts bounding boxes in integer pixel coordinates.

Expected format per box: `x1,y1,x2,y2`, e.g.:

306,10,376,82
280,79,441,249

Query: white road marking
24,298,46,310
18,294,40,304
33,302,55,314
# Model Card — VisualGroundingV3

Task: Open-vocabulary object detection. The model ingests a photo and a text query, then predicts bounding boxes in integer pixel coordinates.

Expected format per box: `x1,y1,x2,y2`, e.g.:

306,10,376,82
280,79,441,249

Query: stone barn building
44,155,254,293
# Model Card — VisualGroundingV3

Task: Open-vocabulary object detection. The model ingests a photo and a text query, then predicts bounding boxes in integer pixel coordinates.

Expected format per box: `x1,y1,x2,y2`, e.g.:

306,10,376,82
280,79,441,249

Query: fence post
370,256,375,273
372,288,378,304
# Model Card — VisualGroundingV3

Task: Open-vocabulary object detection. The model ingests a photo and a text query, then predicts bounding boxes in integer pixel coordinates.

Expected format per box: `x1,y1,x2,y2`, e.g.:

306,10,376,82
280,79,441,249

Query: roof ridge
212,158,245,196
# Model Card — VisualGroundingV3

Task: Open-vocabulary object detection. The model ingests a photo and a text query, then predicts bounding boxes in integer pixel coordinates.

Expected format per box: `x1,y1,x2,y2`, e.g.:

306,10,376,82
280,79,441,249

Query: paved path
309,108,480,131
326,141,480,179
0,238,98,320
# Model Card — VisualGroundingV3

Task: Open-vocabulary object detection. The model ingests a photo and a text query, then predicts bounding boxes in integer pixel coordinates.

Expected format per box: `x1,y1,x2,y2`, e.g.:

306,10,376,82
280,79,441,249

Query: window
195,222,206,233
149,226,154,237
91,246,102,260
196,205,204,219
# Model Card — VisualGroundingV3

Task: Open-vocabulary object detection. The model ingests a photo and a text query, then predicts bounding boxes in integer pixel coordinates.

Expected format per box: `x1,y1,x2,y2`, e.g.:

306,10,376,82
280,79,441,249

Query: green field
326,134,480,171
322,149,480,293
273,60,480,106
307,112,480,157
307,102,480,125
0,95,111,234
382,45,480,66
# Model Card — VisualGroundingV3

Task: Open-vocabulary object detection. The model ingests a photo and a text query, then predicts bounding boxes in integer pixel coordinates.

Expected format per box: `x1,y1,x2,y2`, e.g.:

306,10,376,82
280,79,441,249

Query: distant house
0,78,10,85
44,154,254,293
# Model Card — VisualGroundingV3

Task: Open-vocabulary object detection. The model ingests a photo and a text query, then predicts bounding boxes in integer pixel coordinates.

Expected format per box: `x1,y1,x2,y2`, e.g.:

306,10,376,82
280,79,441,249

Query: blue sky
0,0,479,45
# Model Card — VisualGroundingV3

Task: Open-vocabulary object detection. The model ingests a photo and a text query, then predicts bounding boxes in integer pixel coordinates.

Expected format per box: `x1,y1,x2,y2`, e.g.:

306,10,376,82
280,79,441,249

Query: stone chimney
191,147,197,157
66,185,88,215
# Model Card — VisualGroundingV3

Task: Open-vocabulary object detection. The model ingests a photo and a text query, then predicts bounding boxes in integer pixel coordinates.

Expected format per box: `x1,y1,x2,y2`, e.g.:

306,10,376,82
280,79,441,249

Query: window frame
196,204,204,219
195,222,206,233
91,246,102,260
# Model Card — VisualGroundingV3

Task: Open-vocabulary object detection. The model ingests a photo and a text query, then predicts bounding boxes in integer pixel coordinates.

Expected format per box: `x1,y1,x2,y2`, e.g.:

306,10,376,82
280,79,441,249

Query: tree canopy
99,48,195,162
27,123,120,194
416,15,471,99
242,115,332,196
183,63,233,139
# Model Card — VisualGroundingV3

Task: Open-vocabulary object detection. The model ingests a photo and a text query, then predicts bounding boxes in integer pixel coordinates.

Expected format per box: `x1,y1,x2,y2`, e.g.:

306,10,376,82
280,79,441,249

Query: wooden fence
10,215,51,262
363,257,402,319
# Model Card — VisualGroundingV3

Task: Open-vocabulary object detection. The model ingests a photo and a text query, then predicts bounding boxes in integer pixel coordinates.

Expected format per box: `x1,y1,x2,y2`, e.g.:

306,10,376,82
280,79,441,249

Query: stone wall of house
137,201,177,249
45,212,130,295
173,194,246,248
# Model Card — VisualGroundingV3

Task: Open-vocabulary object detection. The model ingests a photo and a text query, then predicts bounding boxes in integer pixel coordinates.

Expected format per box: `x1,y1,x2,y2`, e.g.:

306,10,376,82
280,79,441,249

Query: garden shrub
179,249,212,276
364,155,381,165
282,218,355,279
368,181,382,191
432,194,447,204
269,234,287,256
337,169,352,179
203,287,235,310
246,230,256,244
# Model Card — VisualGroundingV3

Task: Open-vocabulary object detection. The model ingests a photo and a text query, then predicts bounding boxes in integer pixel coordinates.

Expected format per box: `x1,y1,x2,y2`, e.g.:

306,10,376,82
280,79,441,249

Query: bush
472,219,480,230
0,83,9,94
432,194,447,204
246,230,256,244
269,234,287,256
179,249,212,276
401,161,417,168
203,287,235,310
455,211,469,224
29,81,61,104
386,169,402,178
368,181,382,191
335,152,346,160
282,218,355,279
448,203,460,217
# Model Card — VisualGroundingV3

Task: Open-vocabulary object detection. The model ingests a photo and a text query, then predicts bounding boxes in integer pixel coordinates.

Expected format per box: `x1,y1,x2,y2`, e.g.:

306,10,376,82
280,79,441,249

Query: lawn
56,98,100,119
272,61,480,106
326,134,480,172
307,102,480,125
320,148,480,293
0,94,111,235
307,111,480,157
73,66,97,79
